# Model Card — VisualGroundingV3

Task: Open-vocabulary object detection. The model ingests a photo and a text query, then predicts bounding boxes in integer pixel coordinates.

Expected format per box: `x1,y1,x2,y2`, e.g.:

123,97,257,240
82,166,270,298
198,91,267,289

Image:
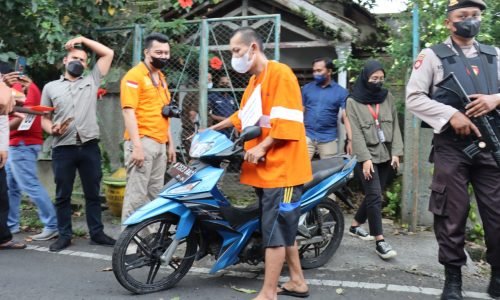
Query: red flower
178,0,193,9
210,56,223,70
97,88,107,100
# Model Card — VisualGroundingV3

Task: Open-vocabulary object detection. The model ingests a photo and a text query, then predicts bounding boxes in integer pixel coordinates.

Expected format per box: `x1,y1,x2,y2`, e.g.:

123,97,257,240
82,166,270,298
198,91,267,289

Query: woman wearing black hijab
346,60,403,260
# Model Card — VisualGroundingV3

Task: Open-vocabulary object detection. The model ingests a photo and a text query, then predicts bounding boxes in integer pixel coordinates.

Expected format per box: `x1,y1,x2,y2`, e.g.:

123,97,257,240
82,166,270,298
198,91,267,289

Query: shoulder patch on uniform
414,53,425,70
126,80,138,89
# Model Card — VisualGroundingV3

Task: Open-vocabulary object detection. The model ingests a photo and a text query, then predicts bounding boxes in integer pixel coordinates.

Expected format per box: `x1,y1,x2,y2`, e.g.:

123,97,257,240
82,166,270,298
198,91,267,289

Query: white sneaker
31,229,59,241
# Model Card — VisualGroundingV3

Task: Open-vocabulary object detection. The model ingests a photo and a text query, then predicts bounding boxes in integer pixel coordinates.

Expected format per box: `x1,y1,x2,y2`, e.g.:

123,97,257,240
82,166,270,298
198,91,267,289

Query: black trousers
430,133,500,268
52,142,104,239
0,167,12,244
354,161,391,237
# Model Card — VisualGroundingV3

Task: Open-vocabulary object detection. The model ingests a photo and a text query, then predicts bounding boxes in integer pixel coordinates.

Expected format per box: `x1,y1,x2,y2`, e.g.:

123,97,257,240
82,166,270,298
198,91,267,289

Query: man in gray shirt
41,36,115,252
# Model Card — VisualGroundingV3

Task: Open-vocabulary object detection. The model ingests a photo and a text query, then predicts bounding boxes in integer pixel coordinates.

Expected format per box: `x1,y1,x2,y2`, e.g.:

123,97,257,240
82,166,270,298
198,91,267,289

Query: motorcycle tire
299,198,344,269
112,214,197,294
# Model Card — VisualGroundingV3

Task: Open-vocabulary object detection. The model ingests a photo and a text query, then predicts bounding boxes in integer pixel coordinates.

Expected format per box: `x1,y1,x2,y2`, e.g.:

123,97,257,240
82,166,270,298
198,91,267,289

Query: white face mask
231,46,254,74
207,82,213,89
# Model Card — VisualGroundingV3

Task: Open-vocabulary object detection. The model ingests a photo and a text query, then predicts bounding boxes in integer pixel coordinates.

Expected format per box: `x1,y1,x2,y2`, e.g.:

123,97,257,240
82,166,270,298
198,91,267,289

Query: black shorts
255,185,303,248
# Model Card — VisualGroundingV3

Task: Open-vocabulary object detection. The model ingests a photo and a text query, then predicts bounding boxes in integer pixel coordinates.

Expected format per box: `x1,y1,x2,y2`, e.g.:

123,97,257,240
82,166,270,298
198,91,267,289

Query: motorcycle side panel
210,219,260,274
123,198,195,240
161,166,225,197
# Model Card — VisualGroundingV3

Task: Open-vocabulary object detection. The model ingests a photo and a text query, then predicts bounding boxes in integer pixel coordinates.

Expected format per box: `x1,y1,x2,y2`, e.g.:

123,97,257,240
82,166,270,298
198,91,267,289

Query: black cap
447,0,487,12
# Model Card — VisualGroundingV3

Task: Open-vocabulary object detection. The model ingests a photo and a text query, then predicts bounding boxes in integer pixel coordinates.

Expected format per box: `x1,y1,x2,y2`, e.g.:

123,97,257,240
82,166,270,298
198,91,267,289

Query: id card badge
18,114,36,131
239,84,263,129
375,120,386,143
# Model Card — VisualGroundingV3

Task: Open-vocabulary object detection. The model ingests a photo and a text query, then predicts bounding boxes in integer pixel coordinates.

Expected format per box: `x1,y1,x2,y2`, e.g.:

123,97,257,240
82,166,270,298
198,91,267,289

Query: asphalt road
0,226,493,300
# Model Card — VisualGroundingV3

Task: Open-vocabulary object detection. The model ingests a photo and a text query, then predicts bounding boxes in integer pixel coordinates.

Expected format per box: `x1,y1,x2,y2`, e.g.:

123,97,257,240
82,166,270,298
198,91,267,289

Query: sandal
277,284,310,298
0,240,27,250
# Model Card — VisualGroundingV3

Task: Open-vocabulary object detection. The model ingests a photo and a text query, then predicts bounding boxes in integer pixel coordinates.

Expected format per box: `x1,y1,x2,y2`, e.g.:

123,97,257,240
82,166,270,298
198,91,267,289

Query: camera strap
142,61,170,106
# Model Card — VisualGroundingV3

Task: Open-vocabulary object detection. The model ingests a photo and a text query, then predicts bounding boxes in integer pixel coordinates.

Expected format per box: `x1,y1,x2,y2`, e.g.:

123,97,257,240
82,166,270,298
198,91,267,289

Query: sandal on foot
0,240,26,250
277,285,309,298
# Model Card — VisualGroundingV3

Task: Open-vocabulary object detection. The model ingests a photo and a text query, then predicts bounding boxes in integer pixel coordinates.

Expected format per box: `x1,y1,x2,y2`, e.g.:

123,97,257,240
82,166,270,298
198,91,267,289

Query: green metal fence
96,15,281,205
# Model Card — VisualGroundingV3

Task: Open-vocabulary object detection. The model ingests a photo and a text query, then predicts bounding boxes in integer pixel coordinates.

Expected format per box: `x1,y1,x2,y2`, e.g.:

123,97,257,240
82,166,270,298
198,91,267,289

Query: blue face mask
314,75,327,84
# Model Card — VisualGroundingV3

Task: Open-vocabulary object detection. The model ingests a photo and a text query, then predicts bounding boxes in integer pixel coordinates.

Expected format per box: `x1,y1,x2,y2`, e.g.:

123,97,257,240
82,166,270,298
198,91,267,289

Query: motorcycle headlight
189,141,214,158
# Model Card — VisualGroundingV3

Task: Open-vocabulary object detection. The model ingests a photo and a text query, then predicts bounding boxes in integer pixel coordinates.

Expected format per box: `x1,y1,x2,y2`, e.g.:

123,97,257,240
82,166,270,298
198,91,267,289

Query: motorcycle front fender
123,197,195,240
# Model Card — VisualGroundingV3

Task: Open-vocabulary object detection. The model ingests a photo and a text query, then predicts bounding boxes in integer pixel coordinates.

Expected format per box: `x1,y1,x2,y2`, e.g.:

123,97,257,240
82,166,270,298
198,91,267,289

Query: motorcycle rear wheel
112,214,197,294
299,198,344,269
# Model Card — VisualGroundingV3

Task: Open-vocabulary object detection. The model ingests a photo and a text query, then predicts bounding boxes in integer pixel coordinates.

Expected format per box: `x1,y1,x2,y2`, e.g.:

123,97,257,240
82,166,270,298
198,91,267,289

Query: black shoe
375,240,397,260
349,226,374,241
49,237,72,252
90,232,116,247
488,267,500,298
441,265,462,300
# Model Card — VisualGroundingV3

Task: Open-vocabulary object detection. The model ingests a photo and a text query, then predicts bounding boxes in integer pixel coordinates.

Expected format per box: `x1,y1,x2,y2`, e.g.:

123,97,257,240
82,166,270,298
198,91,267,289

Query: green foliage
466,185,484,243
73,227,88,238
298,8,346,42
383,175,402,219
0,0,206,84
334,0,499,85
20,201,44,230
387,0,500,79
467,203,484,243
0,0,127,66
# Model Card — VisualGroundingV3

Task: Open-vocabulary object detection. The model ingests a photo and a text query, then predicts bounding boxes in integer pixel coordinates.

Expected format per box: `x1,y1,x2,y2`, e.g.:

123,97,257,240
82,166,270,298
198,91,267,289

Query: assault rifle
435,72,500,168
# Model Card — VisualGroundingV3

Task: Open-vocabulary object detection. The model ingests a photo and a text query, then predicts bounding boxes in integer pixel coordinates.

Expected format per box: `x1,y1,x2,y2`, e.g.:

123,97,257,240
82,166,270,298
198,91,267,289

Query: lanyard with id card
18,114,36,131
367,103,385,143
239,63,270,129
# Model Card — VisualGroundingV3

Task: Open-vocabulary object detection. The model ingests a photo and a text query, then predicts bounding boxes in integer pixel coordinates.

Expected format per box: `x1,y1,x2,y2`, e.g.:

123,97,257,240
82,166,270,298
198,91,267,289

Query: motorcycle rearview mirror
240,126,261,142
232,126,262,151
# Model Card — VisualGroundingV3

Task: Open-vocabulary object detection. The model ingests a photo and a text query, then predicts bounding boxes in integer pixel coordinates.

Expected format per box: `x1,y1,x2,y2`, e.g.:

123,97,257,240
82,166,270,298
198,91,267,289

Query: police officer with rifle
406,0,500,299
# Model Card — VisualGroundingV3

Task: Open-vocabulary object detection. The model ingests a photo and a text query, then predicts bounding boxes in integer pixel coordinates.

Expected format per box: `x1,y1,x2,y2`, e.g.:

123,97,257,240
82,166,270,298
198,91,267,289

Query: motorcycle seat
303,156,346,192
220,202,260,228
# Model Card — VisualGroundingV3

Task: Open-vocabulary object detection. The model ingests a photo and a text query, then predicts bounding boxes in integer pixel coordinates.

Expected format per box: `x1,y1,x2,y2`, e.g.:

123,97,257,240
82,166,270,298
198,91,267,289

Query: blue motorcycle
112,126,357,294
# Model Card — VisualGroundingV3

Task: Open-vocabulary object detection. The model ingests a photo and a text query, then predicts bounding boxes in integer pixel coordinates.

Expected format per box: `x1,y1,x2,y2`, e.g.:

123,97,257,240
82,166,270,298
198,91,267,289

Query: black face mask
367,81,383,92
150,56,168,70
453,18,481,38
67,60,84,77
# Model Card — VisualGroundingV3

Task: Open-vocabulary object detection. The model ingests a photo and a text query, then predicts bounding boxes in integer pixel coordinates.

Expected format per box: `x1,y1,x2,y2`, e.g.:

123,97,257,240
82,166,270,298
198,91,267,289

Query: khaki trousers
121,137,167,224
306,136,338,160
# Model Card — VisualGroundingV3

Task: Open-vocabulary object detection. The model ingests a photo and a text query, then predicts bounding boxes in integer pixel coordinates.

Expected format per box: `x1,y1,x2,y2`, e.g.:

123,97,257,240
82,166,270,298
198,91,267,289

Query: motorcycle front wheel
299,198,344,269
112,214,197,294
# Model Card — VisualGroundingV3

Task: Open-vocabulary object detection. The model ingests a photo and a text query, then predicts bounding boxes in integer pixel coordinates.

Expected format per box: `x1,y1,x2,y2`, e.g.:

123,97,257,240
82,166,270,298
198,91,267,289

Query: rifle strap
451,39,492,95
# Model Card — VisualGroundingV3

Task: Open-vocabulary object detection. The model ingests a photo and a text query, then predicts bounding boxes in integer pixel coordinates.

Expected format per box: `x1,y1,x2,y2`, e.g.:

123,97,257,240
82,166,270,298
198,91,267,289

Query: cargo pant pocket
428,181,448,216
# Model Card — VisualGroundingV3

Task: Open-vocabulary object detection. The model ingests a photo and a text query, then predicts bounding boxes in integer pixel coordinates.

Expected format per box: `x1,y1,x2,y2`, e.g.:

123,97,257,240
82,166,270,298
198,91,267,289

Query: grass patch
20,200,43,231
73,227,88,238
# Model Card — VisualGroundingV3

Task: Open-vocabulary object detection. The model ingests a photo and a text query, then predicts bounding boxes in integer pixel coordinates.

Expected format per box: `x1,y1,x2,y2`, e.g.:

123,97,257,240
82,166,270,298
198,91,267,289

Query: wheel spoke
299,244,311,256
146,260,162,284
153,221,171,247
133,235,152,257
125,256,150,271
314,246,320,257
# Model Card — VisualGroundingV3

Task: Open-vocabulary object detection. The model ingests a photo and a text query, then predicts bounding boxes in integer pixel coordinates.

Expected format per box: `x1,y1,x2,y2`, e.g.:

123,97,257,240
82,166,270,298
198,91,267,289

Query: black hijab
350,60,388,104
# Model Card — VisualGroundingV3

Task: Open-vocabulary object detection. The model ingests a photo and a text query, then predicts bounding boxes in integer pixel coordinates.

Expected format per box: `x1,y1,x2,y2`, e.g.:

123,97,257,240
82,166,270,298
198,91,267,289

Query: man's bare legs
279,242,309,293
253,247,285,300
254,242,309,300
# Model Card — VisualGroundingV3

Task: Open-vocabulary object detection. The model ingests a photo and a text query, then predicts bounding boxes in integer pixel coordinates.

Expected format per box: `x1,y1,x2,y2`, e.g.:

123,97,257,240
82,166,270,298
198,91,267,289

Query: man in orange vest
210,27,312,300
